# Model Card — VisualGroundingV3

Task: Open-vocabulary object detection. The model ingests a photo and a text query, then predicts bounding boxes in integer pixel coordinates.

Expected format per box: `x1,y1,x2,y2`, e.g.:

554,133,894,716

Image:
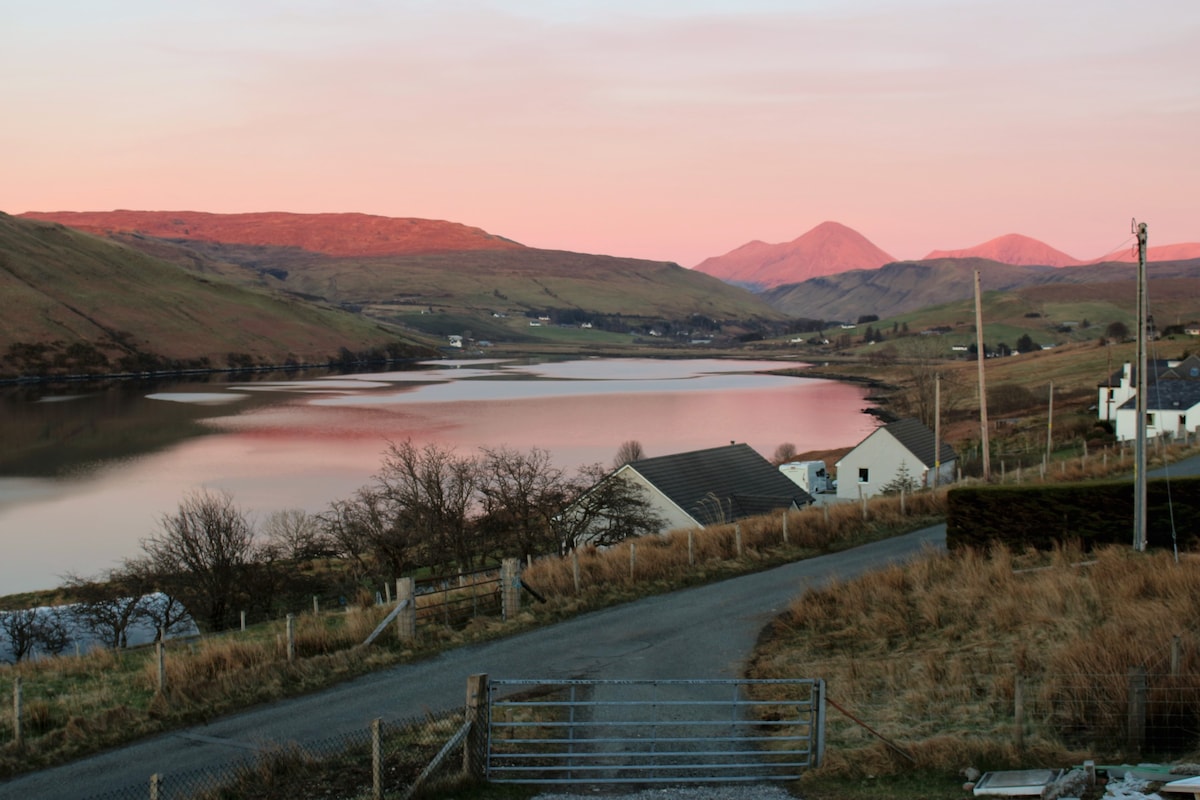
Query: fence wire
81,708,468,800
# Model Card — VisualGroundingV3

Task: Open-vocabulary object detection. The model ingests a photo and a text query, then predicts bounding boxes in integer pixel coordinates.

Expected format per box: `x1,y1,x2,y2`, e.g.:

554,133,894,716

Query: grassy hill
763,257,1200,323
106,235,787,344
0,214,434,378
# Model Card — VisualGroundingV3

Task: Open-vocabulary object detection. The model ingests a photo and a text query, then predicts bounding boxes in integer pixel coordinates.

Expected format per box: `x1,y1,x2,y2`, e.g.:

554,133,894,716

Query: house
594,443,814,536
447,335,463,348
1098,356,1200,427
1113,381,1200,442
835,418,957,500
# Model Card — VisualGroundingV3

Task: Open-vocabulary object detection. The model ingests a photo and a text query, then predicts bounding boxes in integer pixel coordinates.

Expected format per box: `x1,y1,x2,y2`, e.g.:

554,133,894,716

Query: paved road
1,526,946,799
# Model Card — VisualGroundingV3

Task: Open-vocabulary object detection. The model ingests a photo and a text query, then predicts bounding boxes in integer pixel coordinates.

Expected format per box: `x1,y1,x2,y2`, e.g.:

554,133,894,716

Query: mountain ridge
18,210,524,258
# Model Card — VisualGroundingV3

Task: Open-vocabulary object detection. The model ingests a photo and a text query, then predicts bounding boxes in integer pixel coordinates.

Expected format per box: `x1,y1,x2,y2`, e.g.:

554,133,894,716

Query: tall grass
750,543,1200,778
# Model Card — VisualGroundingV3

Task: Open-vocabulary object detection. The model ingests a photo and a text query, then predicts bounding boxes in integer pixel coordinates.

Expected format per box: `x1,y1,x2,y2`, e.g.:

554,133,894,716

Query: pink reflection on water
0,360,878,593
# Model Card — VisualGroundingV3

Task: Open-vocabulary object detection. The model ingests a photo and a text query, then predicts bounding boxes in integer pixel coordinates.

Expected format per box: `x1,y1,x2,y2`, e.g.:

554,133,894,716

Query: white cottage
835,418,956,500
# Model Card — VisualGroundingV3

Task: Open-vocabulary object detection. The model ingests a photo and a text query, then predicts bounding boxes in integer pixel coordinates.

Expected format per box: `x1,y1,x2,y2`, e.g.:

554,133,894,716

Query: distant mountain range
693,222,1200,290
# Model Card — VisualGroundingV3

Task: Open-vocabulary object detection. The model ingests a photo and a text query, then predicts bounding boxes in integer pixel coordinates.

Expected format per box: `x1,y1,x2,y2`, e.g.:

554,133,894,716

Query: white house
835,418,957,500
1113,381,1200,442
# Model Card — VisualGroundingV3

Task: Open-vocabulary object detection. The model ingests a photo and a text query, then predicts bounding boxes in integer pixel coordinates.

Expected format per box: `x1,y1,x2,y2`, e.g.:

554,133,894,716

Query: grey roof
1116,380,1200,411
625,443,812,526
1099,359,1182,387
882,418,957,468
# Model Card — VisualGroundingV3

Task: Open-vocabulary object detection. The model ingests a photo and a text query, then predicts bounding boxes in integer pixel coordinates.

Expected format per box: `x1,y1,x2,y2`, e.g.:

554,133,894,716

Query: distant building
835,418,957,500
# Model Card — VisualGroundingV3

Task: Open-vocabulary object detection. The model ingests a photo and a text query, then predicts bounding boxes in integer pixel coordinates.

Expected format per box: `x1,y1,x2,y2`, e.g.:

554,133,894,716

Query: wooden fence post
688,530,695,566
500,558,520,621
464,674,488,780
735,523,743,557
149,773,161,800
1172,636,1182,677
371,717,383,800
1128,665,1147,754
572,550,581,594
629,542,636,579
12,677,21,748
396,578,416,641
782,511,789,544
240,610,246,632
286,614,296,663
313,595,319,615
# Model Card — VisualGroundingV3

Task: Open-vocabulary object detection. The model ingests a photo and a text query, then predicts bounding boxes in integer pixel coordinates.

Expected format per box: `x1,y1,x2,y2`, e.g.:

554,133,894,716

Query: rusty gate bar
486,678,825,786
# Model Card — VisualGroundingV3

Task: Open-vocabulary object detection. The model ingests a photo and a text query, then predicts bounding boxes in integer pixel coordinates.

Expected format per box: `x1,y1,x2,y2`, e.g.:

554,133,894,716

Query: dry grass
749,543,1200,779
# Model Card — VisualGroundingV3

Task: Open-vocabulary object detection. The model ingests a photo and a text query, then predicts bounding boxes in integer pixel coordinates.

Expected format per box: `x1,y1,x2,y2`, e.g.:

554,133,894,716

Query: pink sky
2,1,1197,266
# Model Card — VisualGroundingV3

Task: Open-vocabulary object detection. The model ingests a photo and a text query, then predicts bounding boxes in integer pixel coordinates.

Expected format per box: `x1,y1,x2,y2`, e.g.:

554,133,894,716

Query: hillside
692,221,895,290
763,257,1200,322
0,213,433,378
24,211,786,343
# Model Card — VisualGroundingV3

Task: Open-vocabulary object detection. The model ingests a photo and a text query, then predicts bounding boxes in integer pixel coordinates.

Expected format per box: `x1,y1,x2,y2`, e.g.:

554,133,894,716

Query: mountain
923,234,1083,267
762,257,1200,321
692,221,895,290
18,210,785,348
1091,242,1200,263
18,210,523,258
0,213,434,378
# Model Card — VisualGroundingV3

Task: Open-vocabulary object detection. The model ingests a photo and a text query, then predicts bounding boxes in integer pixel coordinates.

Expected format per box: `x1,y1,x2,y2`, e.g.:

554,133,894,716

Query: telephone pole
1134,221,1148,551
975,270,991,481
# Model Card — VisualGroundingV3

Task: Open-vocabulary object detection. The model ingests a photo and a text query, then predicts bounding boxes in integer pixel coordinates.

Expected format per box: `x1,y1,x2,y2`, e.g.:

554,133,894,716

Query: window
858,467,869,483
1147,412,1156,426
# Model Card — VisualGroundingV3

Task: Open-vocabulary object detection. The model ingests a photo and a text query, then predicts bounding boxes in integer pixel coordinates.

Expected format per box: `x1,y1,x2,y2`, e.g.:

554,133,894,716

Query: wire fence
81,708,476,800
822,669,1200,764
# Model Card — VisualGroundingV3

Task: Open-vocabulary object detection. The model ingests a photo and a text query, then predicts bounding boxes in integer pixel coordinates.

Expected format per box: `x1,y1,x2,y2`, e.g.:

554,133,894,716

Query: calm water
0,358,877,593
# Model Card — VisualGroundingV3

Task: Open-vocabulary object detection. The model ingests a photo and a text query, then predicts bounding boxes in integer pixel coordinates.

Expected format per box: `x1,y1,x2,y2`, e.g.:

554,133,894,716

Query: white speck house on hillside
834,418,957,500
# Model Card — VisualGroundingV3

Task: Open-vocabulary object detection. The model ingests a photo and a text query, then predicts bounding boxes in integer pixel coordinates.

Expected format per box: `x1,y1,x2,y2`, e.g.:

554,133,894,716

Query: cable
1144,274,1181,563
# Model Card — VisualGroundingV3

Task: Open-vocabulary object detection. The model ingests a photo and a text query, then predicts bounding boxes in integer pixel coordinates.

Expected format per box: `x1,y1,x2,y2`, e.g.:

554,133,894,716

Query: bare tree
477,446,566,560
140,489,258,631
553,463,664,554
374,440,480,571
0,607,70,663
321,487,418,586
772,442,797,465
262,509,330,560
62,570,148,650
612,440,646,469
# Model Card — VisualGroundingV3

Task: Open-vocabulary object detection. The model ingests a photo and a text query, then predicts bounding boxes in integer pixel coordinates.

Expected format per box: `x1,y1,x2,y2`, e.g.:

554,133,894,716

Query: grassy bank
0,490,945,780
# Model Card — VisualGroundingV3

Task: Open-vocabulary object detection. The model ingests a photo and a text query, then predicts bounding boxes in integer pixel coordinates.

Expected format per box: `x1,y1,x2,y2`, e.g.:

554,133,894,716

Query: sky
2,0,1197,266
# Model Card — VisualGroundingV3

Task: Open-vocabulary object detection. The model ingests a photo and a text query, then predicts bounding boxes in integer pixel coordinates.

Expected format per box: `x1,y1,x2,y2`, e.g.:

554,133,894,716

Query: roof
881,418,958,468
624,443,811,525
1116,381,1200,411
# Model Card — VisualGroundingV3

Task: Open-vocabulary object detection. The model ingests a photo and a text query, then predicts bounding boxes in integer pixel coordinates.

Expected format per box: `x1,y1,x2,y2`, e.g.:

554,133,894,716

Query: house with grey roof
597,443,813,536
834,418,957,500
1114,380,1200,442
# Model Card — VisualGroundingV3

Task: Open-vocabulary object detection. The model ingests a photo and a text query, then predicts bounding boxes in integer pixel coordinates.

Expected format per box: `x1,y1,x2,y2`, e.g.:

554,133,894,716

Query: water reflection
0,358,877,593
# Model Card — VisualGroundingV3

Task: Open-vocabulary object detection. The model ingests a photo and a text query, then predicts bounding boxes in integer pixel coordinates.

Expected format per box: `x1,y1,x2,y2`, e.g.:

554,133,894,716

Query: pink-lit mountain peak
923,233,1082,267
693,221,896,289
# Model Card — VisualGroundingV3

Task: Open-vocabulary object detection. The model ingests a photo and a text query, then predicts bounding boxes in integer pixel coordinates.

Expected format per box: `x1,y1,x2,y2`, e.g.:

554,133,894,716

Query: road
3,525,948,799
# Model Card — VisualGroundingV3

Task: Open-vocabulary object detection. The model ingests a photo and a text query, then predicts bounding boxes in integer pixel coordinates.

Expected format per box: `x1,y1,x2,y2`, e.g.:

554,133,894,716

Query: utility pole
933,373,942,489
975,271,991,481
1134,221,1148,551
1046,381,1054,467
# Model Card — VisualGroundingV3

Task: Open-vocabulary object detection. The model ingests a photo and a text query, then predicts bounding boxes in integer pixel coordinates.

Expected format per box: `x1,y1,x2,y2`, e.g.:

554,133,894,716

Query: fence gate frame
484,677,825,787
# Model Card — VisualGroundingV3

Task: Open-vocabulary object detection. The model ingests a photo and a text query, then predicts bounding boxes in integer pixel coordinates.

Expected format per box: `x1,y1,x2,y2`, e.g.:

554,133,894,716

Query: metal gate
486,678,825,787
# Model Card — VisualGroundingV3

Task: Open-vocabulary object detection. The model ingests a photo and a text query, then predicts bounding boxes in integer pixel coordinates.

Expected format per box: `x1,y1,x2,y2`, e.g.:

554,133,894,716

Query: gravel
529,785,800,799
